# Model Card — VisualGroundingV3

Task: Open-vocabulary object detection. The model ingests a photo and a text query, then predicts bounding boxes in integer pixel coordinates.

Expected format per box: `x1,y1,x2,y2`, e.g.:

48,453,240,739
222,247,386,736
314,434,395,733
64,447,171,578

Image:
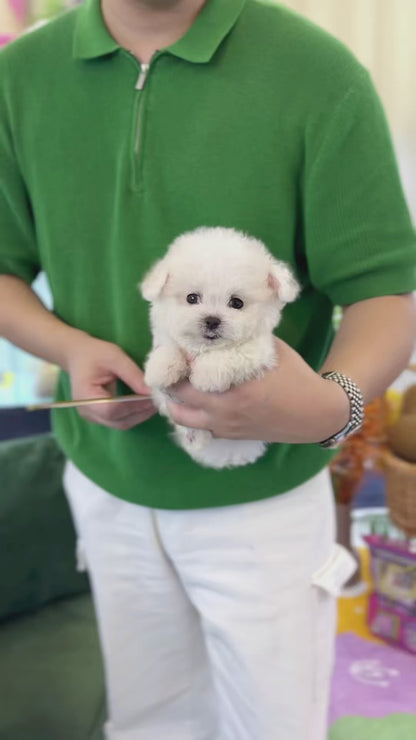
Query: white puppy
140,227,300,469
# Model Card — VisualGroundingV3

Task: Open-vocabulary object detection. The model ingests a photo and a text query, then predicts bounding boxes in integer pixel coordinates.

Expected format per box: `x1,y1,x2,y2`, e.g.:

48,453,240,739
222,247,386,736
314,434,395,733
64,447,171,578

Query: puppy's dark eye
228,296,244,310
186,293,200,305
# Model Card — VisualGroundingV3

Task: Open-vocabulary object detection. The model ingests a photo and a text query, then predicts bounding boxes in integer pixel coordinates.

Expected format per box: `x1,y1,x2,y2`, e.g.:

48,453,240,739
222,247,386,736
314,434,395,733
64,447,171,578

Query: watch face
328,439,343,449
320,422,352,448
321,438,342,449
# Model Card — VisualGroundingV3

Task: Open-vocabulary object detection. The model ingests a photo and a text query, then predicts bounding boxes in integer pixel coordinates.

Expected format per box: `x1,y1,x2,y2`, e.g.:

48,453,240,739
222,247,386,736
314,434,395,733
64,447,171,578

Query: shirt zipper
134,63,150,156
127,53,160,192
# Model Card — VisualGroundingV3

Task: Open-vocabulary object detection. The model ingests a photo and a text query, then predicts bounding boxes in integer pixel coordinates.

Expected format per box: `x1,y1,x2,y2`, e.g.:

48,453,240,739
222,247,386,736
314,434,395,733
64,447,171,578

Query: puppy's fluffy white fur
140,227,300,469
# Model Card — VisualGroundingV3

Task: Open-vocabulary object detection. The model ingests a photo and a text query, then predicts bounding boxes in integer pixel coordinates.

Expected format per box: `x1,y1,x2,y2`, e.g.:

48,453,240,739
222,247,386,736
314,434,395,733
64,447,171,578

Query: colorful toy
365,533,416,654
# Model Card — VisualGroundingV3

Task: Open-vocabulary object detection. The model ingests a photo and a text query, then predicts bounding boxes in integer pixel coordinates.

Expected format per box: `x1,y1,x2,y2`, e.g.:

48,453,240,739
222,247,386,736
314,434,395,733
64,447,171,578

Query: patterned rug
329,548,416,739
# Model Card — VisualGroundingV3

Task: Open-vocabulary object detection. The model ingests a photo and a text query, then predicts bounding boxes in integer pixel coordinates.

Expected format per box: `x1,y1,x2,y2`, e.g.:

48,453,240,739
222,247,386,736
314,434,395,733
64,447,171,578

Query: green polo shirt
1,0,415,509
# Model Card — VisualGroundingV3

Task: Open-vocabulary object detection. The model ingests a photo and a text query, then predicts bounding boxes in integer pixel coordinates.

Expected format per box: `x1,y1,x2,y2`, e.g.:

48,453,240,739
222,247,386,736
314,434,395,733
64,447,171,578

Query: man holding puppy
0,0,415,738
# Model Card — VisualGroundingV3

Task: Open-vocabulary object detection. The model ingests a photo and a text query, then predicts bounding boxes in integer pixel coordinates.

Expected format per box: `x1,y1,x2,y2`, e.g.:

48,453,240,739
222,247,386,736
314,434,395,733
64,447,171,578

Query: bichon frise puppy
140,227,300,469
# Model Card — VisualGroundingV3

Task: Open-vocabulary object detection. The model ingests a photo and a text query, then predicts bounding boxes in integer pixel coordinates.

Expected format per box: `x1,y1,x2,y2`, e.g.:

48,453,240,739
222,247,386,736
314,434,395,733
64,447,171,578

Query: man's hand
65,334,156,430
167,338,349,444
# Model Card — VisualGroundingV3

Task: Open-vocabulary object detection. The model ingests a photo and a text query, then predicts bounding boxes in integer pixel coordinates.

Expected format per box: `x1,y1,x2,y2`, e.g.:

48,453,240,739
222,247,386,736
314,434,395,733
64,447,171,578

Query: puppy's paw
175,425,212,453
145,346,188,389
151,388,169,417
190,355,233,393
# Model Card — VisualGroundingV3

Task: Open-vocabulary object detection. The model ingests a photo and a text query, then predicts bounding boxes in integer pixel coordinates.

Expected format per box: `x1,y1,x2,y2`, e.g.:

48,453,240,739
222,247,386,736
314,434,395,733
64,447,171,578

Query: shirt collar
73,0,247,63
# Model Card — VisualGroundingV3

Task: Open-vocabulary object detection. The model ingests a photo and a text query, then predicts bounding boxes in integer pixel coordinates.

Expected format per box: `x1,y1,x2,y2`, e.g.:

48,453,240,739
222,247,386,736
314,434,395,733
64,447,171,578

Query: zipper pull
135,63,150,91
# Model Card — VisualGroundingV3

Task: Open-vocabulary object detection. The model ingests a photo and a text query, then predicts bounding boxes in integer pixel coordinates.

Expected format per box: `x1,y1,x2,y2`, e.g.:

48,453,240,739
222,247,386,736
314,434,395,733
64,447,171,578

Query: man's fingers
82,410,156,430
112,407,156,430
167,401,211,431
169,381,217,408
108,348,152,397
107,399,156,418
79,400,156,428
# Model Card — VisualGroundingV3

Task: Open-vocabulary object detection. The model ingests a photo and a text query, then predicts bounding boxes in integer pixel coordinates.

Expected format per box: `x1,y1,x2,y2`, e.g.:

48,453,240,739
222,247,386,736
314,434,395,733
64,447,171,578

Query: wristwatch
318,371,365,449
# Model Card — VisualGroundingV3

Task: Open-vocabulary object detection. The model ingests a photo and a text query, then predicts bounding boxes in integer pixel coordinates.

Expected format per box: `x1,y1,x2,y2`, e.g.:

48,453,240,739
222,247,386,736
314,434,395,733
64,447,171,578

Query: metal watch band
318,371,365,449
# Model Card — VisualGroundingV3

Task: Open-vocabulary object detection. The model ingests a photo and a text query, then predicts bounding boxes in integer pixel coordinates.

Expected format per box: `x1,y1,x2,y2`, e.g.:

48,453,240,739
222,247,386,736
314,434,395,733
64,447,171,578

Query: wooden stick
26,394,150,411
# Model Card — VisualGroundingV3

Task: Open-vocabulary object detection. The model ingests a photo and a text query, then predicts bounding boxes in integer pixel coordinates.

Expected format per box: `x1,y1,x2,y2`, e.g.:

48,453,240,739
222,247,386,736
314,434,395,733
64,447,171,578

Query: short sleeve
0,80,40,285
303,69,416,305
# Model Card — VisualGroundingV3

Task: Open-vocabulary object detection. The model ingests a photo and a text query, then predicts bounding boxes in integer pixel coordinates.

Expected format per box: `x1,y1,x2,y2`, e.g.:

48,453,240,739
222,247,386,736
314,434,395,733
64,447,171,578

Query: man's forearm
0,274,88,372
319,294,416,404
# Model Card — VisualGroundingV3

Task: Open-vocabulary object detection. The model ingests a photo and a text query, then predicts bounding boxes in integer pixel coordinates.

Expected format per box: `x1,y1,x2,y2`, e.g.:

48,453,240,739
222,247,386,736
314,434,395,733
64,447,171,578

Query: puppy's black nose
205,316,221,331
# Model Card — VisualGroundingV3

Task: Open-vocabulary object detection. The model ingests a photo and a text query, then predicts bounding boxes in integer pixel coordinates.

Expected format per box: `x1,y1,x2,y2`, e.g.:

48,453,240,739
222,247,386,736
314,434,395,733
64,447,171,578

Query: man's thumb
110,348,152,396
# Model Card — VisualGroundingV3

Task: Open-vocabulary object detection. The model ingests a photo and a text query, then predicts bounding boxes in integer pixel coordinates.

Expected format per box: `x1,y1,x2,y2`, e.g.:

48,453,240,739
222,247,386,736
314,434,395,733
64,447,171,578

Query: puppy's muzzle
203,316,222,340
205,316,221,331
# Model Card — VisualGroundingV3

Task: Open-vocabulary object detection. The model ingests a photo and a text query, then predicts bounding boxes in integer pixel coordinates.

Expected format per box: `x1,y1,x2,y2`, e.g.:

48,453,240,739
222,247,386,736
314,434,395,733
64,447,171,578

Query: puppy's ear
140,259,169,302
267,260,300,304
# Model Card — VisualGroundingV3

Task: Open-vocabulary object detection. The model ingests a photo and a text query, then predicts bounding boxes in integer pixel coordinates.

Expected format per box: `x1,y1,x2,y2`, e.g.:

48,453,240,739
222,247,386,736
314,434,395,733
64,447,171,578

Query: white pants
63,462,356,740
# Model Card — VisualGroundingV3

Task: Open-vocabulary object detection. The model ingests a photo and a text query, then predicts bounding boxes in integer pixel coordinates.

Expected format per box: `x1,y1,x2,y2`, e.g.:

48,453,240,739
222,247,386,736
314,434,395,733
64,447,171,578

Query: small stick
26,394,150,411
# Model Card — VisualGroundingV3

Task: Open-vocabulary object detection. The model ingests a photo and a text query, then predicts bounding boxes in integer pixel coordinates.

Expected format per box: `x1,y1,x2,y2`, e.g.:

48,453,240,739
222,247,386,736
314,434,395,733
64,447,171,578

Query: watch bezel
318,371,364,449
319,421,355,449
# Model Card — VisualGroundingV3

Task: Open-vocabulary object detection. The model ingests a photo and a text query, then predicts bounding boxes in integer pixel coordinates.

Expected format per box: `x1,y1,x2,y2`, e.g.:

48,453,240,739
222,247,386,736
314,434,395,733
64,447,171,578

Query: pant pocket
312,544,358,597
310,545,358,704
